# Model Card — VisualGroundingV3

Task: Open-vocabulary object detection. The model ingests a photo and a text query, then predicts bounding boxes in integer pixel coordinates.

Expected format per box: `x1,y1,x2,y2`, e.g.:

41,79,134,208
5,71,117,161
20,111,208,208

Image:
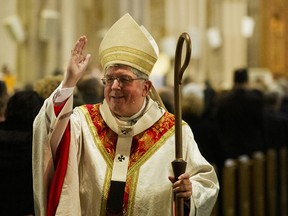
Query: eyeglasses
101,76,147,86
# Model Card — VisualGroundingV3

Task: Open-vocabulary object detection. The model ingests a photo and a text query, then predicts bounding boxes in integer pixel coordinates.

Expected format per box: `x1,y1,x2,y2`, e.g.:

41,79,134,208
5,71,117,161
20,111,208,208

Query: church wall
260,0,288,78
0,0,18,83
0,0,287,90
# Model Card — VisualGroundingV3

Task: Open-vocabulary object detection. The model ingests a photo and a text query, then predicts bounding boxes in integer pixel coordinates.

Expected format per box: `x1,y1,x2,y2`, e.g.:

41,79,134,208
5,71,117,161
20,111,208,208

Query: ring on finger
71,49,79,54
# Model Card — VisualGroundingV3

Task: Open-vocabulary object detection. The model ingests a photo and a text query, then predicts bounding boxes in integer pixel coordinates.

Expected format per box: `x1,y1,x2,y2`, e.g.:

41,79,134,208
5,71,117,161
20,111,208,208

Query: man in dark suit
0,90,43,215
215,68,265,163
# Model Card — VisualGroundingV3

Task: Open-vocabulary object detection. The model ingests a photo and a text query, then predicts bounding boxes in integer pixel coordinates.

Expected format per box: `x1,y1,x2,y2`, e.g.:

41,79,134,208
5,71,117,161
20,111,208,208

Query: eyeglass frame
101,75,147,86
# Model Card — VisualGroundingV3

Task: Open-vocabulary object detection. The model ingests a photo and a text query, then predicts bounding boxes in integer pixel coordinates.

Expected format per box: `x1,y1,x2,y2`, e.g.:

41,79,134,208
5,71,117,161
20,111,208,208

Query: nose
111,78,121,89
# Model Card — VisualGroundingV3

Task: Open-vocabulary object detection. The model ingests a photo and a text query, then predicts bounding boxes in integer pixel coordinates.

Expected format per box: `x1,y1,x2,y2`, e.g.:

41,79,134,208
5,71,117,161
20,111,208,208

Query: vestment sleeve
32,83,75,216
182,124,220,216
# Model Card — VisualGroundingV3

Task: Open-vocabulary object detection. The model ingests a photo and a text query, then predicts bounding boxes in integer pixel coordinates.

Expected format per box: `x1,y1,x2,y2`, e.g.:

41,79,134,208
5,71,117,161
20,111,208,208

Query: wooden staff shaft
172,32,192,216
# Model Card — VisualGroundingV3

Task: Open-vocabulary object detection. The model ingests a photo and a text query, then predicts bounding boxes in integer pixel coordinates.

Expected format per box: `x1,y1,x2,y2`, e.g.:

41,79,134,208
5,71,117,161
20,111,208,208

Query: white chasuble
33,87,219,216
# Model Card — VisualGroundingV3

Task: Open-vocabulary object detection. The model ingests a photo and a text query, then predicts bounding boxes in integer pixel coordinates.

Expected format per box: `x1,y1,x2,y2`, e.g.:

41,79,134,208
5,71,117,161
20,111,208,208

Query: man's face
103,65,151,117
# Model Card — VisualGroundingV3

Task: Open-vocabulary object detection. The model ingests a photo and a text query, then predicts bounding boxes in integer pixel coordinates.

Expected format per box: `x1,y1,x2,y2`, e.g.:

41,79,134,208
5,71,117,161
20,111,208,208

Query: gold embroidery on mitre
100,46,157,75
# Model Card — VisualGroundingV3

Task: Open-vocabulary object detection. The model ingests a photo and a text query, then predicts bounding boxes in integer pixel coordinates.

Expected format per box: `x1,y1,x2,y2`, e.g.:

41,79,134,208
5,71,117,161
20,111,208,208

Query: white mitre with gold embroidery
99,13,166,109
99,13,159,76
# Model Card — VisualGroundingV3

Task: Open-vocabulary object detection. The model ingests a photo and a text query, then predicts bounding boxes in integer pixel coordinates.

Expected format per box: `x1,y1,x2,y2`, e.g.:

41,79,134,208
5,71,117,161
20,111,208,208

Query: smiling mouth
111,95,124,99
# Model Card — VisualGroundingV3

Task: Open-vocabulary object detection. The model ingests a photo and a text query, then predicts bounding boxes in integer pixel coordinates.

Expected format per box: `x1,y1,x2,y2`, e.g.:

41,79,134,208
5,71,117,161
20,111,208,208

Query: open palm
64,35,91,88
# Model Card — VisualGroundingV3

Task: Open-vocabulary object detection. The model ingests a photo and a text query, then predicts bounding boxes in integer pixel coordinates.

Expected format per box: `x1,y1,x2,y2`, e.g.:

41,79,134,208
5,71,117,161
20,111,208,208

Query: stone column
16,0,63,87
60,0,78,72
221,0,247,89
17,0,43,87
206,0,223,88
0,0,17,81
260,0,287,77
164,0,208,85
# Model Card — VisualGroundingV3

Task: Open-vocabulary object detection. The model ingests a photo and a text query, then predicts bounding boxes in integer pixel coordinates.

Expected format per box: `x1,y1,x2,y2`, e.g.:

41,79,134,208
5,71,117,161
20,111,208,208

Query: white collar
99,98,165,183
100,98,165,136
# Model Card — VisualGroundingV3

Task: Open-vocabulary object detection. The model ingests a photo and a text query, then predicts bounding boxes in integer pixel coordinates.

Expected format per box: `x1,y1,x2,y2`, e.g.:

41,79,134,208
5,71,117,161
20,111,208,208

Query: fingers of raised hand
71,36,87,58
71,49,80,55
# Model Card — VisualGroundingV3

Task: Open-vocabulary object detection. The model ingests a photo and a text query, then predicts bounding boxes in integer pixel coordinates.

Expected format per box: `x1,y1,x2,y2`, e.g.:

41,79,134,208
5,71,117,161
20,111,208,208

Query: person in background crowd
203,80,217,120
33,75,64,100
182,83,220,166
157,86,174,113
0,81,9,122
1,64,16,95
76,76,104,104
215,67,265,164
33,74,84,107
278,77,288,118
0,90,43,215
32,13,219,216
262,85,288,150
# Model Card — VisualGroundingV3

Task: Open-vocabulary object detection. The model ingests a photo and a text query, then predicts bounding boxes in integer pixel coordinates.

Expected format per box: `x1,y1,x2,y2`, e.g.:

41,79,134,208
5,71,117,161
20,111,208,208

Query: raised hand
63,35,91,88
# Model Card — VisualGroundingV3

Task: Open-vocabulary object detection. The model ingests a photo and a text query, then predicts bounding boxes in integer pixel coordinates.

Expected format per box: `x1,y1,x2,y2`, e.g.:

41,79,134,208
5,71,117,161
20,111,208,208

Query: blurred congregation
1,0,288,215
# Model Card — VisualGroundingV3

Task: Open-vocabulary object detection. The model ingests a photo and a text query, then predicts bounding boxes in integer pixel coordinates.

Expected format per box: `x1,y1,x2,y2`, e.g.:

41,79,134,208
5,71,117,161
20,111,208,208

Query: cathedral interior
1,0,288,91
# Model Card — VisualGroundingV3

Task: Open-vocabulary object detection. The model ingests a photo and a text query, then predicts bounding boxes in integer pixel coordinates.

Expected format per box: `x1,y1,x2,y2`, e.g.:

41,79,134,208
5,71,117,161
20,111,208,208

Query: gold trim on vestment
79,106,113,216
79,104,176,215
126,126,175,216
126,170,139,216
80,106,114,168
101,168,112,215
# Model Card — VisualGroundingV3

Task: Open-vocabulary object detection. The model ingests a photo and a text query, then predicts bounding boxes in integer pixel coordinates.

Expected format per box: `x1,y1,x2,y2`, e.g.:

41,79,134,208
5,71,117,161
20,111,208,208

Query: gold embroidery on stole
80,104,175,215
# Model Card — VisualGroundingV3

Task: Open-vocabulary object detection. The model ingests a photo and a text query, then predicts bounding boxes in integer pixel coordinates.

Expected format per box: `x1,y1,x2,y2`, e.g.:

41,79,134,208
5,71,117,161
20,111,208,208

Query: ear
142,80,152,97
